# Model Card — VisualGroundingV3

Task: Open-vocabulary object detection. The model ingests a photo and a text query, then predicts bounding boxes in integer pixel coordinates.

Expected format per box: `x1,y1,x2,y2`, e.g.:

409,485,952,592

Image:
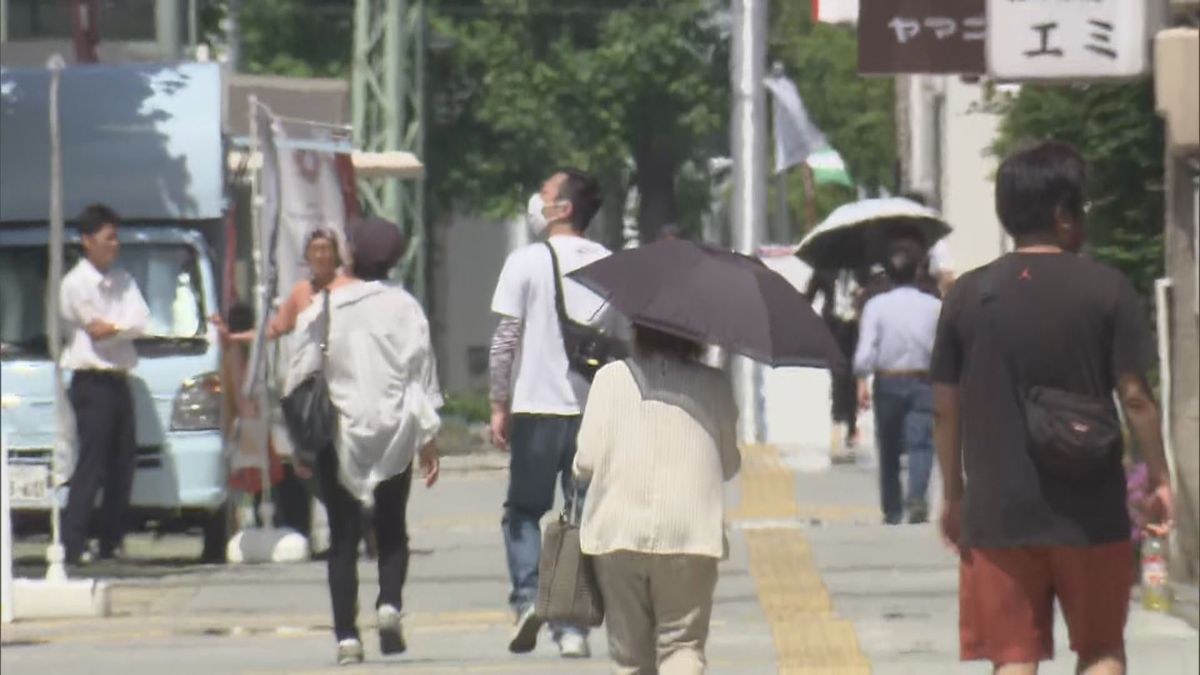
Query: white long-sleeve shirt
574,355,740,559
289,280,443,505
59,258,150,372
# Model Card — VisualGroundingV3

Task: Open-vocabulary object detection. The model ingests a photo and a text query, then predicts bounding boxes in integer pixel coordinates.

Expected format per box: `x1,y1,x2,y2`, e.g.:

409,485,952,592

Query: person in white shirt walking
287,217,442,666
59,204,150,565
574,326,740,675
854,237,942,525
488,168,613,658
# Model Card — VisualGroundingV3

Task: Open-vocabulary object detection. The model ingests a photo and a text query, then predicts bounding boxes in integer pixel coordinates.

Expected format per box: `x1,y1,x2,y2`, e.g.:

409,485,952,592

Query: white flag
764,74,828,175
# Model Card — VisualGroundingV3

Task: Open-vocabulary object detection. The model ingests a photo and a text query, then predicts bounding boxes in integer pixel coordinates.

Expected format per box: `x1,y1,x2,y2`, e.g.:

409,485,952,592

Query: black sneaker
508,605,542,654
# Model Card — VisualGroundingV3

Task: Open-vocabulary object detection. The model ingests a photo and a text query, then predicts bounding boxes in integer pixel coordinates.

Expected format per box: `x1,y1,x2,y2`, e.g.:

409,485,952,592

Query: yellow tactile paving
730,444,800,520
733,444,871,675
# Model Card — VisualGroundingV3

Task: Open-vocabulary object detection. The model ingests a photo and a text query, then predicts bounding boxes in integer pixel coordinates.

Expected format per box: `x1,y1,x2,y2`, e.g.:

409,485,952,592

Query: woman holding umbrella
573,324,739,673
570,240,843,673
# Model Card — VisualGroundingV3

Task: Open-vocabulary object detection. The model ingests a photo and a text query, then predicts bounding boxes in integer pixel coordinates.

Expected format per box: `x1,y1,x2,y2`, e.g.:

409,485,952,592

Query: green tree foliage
202,0,353,78
991,82,1165,296
208,0,898,245
426,0,729,243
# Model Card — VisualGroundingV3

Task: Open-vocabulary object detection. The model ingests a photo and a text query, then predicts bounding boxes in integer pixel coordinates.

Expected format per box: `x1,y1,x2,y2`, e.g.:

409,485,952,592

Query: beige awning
228,149,424,179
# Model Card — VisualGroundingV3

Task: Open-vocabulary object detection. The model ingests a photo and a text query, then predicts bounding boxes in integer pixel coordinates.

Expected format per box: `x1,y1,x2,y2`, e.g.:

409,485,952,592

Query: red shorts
959,541,1133,664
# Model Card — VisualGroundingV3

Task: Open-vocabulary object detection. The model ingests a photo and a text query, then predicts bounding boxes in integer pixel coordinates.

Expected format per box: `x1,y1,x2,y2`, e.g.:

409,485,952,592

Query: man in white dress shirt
854,237,941,525
59,204,150,565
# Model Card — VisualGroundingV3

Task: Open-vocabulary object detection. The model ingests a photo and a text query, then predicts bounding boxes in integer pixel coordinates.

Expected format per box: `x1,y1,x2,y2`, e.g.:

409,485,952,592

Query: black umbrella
569,239,846,370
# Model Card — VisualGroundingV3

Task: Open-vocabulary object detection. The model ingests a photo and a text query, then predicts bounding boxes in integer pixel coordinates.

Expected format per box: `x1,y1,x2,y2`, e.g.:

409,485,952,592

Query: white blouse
289,280,442,505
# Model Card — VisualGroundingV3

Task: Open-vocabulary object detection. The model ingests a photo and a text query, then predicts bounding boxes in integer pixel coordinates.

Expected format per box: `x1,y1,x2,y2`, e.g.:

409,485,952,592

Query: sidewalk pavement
2,446,1197,674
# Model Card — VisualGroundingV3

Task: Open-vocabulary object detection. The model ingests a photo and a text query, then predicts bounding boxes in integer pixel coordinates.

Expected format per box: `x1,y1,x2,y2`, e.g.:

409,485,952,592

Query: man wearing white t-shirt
489,169,611,659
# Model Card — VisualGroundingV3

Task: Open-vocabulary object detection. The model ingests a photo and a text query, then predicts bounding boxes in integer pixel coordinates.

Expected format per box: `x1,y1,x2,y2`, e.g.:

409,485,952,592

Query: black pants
250,463,313,534
64,370,137,563
316,445,413,641
829,319,859,433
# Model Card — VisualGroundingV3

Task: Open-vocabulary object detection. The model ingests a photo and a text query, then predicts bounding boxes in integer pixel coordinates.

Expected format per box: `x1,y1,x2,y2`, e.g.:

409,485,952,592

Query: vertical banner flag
272,119,355,301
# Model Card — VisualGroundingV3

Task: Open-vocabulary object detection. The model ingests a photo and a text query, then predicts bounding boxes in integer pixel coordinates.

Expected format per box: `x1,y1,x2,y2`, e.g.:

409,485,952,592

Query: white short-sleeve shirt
491,234,613,415
929,239,954,276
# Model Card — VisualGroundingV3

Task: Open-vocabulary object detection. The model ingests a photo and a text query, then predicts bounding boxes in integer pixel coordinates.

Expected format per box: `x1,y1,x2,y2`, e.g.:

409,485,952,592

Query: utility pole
352,0,427,305
731,0,767,444
46,54,69,583
769,61,789,243
70,0,99,63
156,0,180,61
225,0,241,71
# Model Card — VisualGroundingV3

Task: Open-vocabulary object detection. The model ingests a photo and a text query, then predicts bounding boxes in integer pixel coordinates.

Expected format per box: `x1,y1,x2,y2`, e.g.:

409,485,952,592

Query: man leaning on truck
59,203,150,566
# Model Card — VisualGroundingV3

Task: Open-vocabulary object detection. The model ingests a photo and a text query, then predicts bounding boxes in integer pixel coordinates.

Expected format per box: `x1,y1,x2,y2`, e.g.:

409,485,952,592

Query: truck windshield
0,243,207,358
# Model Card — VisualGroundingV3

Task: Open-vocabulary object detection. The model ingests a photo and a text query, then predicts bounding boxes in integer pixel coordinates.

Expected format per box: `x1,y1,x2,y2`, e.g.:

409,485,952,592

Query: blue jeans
872,376,934,524
502,414,587,638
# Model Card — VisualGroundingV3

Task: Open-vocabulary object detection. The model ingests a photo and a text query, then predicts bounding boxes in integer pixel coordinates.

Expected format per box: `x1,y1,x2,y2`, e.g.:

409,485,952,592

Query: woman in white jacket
574,325,741,675
289,218,441,666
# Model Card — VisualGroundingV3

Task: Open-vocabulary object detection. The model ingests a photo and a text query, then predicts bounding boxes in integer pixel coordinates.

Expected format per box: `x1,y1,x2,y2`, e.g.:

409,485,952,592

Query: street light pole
46,54,69,583
731,0,767,444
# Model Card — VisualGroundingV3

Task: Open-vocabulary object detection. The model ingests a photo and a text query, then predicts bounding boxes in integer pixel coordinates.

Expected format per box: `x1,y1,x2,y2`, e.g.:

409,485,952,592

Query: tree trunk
596,171,627,252
633,133,678,243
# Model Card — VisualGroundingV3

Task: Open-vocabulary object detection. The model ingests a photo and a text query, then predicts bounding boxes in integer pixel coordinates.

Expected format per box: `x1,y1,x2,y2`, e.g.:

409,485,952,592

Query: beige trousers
593,551,719,675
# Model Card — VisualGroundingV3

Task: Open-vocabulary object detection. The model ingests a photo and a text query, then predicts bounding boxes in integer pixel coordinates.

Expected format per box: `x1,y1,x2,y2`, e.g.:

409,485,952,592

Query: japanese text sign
988,0,1152,79
859,0,986,75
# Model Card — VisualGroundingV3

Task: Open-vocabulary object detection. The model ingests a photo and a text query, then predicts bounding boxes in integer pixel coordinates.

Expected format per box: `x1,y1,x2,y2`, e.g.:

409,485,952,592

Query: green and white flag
764,72,854,188
806,146,853,187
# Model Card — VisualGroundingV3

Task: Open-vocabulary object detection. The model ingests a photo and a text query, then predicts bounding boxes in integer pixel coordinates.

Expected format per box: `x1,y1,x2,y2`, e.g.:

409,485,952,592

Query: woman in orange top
214,229,355,343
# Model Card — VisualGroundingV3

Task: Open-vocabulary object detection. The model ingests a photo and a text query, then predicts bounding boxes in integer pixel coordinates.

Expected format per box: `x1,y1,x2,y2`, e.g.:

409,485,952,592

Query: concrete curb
11,578,110,620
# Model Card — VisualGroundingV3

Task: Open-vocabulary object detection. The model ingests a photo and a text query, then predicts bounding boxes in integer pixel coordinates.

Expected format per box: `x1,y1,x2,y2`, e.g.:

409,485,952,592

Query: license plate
7,463,50,508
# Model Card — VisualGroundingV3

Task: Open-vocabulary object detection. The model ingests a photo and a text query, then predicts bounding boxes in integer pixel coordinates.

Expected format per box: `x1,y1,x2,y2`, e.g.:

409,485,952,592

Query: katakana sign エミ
988,0,1155,80
859,0,986,75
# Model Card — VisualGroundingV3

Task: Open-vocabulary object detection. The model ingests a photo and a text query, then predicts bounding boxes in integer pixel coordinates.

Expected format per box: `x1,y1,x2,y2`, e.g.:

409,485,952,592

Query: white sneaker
507,605,542,654
336,638,364,666
558,632,591,659
377,605,406,655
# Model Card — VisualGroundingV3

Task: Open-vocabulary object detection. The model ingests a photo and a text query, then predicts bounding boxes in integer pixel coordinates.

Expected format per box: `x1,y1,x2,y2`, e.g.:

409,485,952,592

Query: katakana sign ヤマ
859,0,986,75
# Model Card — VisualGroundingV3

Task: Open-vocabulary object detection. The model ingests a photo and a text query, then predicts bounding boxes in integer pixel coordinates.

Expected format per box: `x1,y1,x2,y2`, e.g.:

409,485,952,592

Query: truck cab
1,62,230,559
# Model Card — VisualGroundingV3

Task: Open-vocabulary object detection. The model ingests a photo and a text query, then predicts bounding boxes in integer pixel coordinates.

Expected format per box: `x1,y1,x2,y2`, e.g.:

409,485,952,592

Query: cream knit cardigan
574,355,741,559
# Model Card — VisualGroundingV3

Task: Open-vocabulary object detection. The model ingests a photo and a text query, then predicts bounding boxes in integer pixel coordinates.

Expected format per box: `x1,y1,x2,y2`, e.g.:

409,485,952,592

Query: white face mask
527,193,549,239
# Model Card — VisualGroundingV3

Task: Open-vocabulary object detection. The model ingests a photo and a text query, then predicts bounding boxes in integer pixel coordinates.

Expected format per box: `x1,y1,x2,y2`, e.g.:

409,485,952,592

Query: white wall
903,76,1008,274
758,254,834,463
433,215,519,394
938,78,1009,274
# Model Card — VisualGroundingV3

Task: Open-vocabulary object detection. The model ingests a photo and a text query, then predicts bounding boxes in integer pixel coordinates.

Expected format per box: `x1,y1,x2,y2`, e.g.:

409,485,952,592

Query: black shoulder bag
280,290,338,468
544,242,626,382
979,264,1122,481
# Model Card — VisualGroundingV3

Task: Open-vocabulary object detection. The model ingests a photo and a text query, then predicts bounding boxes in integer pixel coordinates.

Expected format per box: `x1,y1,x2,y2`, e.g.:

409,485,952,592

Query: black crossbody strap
544,241,572,328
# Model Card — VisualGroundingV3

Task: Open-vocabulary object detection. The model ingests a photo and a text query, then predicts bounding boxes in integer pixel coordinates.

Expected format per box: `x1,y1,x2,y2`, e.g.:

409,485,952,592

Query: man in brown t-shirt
930,142,1173,675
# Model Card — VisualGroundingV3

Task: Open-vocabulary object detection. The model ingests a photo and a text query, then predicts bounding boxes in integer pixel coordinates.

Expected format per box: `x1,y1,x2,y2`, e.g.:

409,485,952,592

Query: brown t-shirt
931,253,1154,548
